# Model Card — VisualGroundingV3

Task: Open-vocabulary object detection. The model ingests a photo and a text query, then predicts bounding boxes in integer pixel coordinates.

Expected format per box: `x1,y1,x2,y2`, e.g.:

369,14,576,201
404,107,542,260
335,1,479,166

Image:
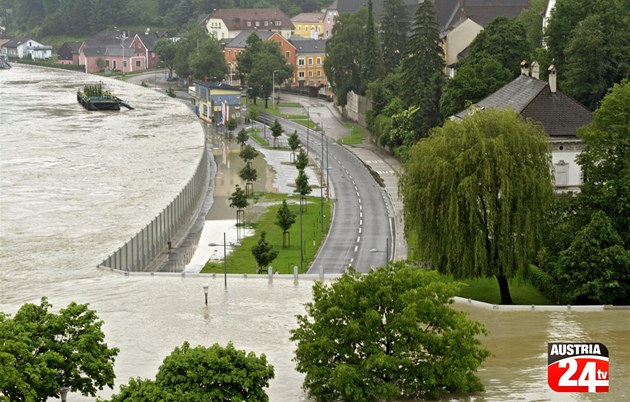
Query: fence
98,146,210,272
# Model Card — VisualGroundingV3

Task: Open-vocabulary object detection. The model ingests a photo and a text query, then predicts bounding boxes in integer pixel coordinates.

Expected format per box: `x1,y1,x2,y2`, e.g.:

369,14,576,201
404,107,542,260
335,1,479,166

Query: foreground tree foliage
401,109,554,304
109,341,274,402
555,211,630,305
0,298,118,401
291,264,490,402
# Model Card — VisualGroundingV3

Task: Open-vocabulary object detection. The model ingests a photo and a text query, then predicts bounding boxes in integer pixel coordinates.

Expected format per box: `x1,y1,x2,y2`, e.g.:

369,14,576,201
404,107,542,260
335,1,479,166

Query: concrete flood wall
98,146,210,272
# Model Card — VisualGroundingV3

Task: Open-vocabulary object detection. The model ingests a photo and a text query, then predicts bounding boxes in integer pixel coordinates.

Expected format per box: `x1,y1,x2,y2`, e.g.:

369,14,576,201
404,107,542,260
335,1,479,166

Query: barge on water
77,82,133,111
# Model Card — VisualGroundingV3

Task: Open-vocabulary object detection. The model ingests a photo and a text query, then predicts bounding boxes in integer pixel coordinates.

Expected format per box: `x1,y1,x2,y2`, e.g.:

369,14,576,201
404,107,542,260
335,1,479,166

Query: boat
0,54,11,69
77,82,133,111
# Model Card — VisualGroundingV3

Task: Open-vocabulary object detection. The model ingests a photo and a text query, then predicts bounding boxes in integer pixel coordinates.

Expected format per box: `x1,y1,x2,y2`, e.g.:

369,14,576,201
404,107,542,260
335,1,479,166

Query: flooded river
1,66,628,401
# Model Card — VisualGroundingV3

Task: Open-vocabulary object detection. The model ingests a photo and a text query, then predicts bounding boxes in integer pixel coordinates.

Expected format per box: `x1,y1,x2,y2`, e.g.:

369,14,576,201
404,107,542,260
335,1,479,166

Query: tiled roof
195,81,240,91
291,12,325,23
3,37,31,48
442,0,530,32
224,31,275,49
453,74,592,137
335,0,418,19
289,38,327,54
210,8,293,30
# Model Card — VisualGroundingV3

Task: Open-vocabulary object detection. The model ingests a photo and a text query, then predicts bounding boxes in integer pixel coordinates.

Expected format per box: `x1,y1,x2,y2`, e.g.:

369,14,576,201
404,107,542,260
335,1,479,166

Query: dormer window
246,21,251,27
264,21,268,26
255,21,260,27
275,20,281,26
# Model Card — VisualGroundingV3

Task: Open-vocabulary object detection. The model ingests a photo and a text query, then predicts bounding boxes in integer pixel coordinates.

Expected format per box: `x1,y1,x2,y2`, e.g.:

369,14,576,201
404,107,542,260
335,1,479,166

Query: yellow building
290,38,328,91
291,12,325,39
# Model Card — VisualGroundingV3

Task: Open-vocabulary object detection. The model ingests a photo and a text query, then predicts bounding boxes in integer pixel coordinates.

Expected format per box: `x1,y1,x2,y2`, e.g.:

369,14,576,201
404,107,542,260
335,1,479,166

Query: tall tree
188,35,228,80
440,57,513,118
400,109,555,304
236,128,249,148
545,0,630,109
295,148,309,171
555,211,630,305
324,9,368,106
576,80,630,245
360,0,385,91
381,0,410,73
154,38,178,79
110,341,274,401
400,0,444,139
288,130,301,162
0,298,118,401
291,264,490,401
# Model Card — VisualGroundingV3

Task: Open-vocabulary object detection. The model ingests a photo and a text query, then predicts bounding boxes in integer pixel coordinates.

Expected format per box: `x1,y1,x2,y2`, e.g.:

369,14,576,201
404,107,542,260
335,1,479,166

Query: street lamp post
320,132,324,232
59,386,69,402
306,105,310,156
202,283,209,305
208,232,228,289
272,69,281,109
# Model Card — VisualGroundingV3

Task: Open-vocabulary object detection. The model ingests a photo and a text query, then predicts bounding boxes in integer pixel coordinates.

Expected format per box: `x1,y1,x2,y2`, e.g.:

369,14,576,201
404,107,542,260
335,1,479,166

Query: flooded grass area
202,194,332,274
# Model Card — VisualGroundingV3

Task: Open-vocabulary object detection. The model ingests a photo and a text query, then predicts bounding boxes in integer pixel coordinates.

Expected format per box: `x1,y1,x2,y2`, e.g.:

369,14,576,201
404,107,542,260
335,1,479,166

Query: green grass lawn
339,124,365,145
450,275,552,305
202,194,332,274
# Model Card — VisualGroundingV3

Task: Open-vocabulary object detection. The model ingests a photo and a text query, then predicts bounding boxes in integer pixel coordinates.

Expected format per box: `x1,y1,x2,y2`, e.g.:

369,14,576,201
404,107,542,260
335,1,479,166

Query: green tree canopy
110,341,274,401
251,231,279,271
440,57,513,118
294,169,312,197
555,211,630,304
360,0,385,92
576,80,630,245
229,185,248,211
239,144,259,164
154,38,178,79
400,109,555,304
291,264,490,401
270,119,283,148
0,298,118,401
324,9,367,106
381,0,410,73
545,0,630,109
288,130,301,152
295,148,308,170
276,199,297,248
237,128,249,148
399,0,444,139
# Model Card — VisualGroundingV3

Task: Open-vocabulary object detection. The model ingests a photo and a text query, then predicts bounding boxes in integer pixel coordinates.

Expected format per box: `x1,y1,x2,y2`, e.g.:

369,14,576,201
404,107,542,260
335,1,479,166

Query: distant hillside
0,0,330,40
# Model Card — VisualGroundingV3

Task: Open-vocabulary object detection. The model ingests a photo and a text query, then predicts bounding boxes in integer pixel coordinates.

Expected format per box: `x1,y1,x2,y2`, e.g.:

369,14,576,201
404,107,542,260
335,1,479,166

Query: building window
246,21,251,27
105,60,110,67
316,70,321,77
298,58,305,66
308,57,313,66
123,60,127,68
554,160,569,186
255,21,260,27
135,60,141,67
285,51,290,59
316,57,321,66
298,71,305,78
264,21,268,26
305,26,309,32
275,21,281,26
309,71,313,77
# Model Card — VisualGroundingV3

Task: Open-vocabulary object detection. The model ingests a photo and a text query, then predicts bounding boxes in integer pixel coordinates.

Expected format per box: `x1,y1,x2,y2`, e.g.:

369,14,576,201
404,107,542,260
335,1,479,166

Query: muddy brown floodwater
1,66,628,401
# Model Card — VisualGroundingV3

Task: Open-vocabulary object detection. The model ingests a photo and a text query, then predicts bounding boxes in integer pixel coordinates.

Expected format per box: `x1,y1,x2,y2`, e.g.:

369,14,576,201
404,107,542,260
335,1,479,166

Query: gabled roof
83,38,127,48
291,12,325,23
453,74,592,137
132,32,161,51
209,8,293,30
4,37,33,48
224,31,275,49
335,0,418,20
290,38,327,54
60,41,83,53
442,0,529,32
195,81,241,91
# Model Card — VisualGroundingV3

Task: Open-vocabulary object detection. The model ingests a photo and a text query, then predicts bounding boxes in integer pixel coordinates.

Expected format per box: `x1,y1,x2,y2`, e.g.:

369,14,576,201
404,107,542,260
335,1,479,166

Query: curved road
260,109,392,274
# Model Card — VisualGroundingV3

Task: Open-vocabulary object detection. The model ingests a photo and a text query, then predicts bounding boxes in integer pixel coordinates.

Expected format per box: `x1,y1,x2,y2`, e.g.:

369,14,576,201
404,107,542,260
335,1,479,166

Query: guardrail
98,145,210,272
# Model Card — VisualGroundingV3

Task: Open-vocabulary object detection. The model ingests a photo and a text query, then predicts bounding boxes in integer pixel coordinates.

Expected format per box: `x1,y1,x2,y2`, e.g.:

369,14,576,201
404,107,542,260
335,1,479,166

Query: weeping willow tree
400,109,554,304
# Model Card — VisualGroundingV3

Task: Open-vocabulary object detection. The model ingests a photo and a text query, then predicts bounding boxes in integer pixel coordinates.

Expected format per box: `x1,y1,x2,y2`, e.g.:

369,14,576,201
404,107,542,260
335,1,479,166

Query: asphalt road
260,111,392,274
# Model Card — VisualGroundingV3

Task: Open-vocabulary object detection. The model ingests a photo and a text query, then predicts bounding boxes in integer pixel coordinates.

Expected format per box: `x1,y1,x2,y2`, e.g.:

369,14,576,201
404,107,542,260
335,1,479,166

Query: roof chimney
520,60,529,76
531,61,540,79
548,64,557,93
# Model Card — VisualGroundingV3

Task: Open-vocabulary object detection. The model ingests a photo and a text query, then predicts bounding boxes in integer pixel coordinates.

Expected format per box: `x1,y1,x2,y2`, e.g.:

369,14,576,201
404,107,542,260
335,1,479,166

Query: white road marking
357,236,361,242
354,245,358,252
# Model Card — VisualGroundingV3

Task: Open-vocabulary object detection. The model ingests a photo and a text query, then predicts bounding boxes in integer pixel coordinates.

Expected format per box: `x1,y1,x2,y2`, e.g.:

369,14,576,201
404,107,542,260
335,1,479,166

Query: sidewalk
279,93,408,261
